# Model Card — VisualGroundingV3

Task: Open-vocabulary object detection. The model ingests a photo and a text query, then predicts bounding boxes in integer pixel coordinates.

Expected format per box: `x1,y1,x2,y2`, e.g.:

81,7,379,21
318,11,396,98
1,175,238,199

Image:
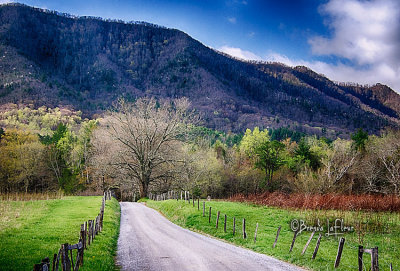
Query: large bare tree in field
106,97,197,198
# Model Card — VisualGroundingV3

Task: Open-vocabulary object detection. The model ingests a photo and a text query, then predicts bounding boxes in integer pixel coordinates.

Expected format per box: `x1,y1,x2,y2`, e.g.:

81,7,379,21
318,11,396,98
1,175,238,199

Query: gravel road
117,202,304,271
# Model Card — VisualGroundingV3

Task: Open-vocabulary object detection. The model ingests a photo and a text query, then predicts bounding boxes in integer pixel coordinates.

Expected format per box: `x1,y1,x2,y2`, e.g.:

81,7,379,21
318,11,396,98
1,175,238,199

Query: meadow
0,196,120,271
147,199,400,271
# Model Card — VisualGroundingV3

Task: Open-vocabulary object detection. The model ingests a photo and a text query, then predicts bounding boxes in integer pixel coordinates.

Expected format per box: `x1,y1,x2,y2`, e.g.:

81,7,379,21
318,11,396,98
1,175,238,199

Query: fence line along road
151,190,393,270
33,190,113,271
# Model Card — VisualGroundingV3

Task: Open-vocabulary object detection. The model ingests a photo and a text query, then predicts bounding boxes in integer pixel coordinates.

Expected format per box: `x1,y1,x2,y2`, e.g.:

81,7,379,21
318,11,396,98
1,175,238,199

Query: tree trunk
140,180,149,198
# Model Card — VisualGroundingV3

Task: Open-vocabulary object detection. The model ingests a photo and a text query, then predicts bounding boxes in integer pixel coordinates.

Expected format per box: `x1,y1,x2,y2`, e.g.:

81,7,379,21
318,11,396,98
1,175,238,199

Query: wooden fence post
96,216,99,236
78,239,84,267
233,217,236,235
334,237,345,268
371,247,379,271
69,247,74,270
209,207,212,223
85,221,88,249
289,231,298,252
100,201,104,230
86,220,90,246
80,224,85,250
358,246,363,271
273,226,281,248
55,248,61,271
216,211,220,229
33,257,50,271
61,243,71,271
87,221,91,245
97,216,100,235
94,217,97,237
224,214,227,233
52,253,57,271
361,247,379,271
312,234,322,260
254,223,258,243
242,218,247,239
97,215,101,234
91,219,94,242
301,231,315,255
197,198,200,211
43,257,50,271
192,195,195,207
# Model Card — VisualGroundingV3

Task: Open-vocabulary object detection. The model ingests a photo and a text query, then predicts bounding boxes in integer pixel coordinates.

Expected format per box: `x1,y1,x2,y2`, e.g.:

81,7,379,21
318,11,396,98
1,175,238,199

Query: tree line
0,106,95,193
1,99,400,199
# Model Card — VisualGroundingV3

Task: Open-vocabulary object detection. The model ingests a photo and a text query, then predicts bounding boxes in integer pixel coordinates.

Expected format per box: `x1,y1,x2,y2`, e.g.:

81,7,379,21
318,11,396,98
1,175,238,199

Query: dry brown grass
230,192,400,235
229,192,400,212
0,191,64,201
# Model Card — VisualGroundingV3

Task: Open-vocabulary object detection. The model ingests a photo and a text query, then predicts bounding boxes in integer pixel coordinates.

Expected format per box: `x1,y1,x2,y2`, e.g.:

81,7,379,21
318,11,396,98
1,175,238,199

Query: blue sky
2,0,400,91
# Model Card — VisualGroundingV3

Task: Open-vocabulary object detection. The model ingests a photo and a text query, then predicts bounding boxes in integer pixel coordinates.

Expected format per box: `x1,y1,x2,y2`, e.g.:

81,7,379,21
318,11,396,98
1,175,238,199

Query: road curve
117,202,304,271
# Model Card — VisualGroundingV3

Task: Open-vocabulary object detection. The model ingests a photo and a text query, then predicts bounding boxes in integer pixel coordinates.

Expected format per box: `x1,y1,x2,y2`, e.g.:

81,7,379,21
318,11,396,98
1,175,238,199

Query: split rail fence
150,190,393,271
33,190,113,271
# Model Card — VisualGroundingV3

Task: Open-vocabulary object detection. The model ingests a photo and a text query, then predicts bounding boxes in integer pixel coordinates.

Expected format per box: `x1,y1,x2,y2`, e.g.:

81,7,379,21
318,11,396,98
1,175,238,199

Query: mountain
1,3,400,137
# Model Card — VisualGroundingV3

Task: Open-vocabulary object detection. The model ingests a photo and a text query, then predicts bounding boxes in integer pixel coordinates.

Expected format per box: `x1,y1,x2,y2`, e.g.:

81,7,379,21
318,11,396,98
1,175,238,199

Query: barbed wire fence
33,190,114,271
150,190,396,271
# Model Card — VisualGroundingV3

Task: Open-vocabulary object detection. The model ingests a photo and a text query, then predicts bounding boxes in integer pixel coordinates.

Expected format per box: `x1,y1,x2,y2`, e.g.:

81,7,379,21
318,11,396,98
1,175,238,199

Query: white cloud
310,0,400,65
0,0,12,4
217,44,400,91
219,0,400,92
228,17,237,24
307,0,400,91
267,52,400,90
218,46,262,61
218,0,400,92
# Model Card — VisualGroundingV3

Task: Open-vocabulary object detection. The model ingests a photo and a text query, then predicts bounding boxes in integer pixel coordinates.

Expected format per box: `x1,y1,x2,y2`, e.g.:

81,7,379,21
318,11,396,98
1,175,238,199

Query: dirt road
117,202,303,271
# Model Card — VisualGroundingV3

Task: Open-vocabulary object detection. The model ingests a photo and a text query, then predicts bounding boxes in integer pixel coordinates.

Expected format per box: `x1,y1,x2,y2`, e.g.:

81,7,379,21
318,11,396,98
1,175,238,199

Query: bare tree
371,131,400,195
106,97,197,198
316,139,357,193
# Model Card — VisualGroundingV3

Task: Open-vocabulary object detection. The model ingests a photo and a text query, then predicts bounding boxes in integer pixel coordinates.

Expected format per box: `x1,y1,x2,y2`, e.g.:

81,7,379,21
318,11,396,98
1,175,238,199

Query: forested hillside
1,3,400,137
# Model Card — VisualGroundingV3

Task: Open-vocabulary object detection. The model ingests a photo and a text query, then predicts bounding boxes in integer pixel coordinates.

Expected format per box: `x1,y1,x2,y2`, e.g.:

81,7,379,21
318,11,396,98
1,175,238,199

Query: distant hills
1,3,399,137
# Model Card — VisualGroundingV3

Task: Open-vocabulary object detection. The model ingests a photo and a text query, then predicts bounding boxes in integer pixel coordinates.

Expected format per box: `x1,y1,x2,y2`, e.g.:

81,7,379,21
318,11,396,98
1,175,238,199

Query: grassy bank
0,196,120,271
147,199,400,271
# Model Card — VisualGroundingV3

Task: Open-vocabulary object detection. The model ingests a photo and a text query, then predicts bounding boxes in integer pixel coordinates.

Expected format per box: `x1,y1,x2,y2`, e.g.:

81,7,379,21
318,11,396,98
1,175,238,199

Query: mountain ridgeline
1,3,400,136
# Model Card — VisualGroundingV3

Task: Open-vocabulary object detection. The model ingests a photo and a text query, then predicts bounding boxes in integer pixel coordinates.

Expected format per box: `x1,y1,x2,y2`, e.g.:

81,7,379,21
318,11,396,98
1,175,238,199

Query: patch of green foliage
187,126,242,147
147,200,400,271
351,128,368,152
269,126,306,142
0,106,98,193
0,196,120,271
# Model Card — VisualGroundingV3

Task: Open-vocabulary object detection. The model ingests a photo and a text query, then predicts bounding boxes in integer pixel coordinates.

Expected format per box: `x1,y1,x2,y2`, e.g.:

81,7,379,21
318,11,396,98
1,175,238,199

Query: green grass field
0,196,120,271
147,199,400,271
